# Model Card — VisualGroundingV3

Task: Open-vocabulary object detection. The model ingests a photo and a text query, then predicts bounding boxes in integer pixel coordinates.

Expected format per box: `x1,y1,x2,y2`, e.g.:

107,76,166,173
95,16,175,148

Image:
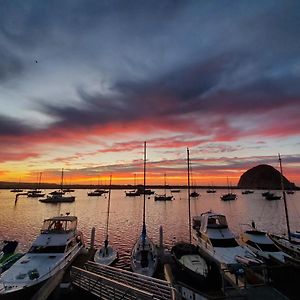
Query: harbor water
0,189,299,270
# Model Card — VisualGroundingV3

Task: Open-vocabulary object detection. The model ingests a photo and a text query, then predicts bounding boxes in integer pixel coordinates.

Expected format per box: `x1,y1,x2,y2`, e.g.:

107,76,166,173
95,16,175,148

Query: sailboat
125,174,141,196
171,148,209,287
131,142,158,277
49,169,65,196
220,178,236,201
269,154,300,261
39,169,75,203
94,175,118,265
27,172,45,198
154,173,173,201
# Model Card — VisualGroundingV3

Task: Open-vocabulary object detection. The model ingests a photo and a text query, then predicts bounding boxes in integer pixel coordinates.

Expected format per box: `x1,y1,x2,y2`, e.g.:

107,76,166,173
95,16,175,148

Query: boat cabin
41,216,77,233
199,212,228,232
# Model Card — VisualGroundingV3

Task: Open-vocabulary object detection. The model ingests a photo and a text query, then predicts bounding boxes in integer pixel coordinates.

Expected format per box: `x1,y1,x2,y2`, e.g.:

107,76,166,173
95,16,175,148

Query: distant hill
238,164,296,190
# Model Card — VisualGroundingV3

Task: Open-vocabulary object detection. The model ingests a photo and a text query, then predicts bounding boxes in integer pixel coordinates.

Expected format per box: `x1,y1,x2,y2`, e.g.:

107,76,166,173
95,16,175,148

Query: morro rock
238,164,296,190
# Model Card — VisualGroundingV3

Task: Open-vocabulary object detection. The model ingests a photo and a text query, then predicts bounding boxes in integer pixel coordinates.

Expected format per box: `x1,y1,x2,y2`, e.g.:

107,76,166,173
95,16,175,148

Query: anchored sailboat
154,173,173,201
269,154,300,261
171,148,209,287
94,175,118,265
39,169,75,203
131,142,158,277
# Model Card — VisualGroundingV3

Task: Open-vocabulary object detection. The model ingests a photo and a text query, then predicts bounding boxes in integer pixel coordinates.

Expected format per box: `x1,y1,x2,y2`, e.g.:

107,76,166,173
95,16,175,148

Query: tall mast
164,173,167,195
105,175,112,243
187,148,191,244
60,168,64,190
142,141,146,239
278,154,291,242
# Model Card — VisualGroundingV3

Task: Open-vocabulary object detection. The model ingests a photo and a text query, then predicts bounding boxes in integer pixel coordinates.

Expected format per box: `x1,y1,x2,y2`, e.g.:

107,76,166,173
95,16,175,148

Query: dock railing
71,261,178,300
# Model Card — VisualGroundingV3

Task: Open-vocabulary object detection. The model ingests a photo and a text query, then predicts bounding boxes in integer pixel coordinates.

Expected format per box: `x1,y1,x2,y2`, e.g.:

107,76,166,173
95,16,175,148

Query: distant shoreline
0,182,298,190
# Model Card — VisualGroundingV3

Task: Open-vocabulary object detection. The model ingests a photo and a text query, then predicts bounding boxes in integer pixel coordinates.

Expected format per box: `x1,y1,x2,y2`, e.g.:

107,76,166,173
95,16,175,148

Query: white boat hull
131,234,158,277
94,246,118,266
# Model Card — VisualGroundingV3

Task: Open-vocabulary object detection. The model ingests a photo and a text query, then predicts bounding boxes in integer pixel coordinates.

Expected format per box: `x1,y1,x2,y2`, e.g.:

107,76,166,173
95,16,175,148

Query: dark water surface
0,189,299,269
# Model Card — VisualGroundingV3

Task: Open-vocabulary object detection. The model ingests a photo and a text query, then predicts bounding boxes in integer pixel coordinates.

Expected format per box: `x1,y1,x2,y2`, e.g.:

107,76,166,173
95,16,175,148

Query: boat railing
34,243,82,282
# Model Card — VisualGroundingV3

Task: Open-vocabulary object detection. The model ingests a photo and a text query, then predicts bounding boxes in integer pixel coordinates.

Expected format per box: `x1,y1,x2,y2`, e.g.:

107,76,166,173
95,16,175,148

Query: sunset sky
0,1,299,186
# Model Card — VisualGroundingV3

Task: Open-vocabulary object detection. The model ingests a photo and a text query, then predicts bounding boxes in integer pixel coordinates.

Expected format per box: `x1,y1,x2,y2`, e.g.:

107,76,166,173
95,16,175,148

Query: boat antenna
105,175,112,247
142,141,147,245
187,148,191,244
278,153,291,242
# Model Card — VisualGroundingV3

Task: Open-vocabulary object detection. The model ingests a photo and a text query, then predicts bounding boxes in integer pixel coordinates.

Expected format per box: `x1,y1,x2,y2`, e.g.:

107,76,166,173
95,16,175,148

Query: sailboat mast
105,175,112,241
278,154,291,242
187,148,191,244
142,142,146,236
60,168,64,190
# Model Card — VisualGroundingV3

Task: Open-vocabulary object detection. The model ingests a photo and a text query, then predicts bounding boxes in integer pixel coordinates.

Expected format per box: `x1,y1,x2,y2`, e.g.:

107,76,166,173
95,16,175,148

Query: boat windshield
207,215,228,229
210,238,239,247
29,245,66,253
41,218,77,233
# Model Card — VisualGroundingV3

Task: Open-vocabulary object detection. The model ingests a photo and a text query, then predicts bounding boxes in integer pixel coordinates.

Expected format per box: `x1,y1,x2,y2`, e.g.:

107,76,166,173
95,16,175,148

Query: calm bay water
0,189,299,269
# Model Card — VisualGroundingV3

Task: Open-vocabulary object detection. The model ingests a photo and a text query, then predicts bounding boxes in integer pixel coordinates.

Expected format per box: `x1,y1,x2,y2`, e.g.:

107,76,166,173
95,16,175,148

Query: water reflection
1,189,299,268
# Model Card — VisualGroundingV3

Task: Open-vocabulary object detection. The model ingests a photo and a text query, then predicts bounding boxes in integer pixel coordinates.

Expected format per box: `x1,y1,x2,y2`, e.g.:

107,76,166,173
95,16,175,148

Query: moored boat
94,175,118,266
240,226,291,265
192,211,263,273
125,190,140,197
39,194,75,203
0,215,84,299
171,242,209,285
220,193,237,201
190,191,199,197
87,190,104,196
131,142,158,277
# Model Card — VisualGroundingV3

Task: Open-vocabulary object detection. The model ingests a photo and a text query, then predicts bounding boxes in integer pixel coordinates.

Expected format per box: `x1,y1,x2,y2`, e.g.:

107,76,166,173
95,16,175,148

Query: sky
0,0,300,186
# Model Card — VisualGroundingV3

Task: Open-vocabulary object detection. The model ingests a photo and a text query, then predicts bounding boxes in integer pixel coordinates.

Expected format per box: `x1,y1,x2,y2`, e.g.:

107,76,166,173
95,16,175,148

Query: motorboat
131,142,158,277
39,194,75,203
286,190,294,195
220,193,237,201
192,211,263,273
171,242,209,286
171,189,180,193
154,194,173,201
94,176,118,266
27,190,45,198
87,190,104,197
265,193,281,200
190,191,199,197
242,190,254,194
206,189,216,193
239,225,291,264
125,190,140,197
0,215,84,298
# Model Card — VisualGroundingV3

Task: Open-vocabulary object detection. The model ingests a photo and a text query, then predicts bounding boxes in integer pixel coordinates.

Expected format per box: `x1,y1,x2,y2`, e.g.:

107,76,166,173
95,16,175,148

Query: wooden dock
71,261,178,300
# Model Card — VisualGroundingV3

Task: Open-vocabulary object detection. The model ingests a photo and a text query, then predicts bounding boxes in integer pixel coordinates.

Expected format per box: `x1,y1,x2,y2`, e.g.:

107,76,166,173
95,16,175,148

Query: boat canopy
200,212,228,232
41,216,77,233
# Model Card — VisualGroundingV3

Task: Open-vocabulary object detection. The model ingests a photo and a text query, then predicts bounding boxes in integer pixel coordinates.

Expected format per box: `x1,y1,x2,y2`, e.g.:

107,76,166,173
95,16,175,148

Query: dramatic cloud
0,1,299,184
